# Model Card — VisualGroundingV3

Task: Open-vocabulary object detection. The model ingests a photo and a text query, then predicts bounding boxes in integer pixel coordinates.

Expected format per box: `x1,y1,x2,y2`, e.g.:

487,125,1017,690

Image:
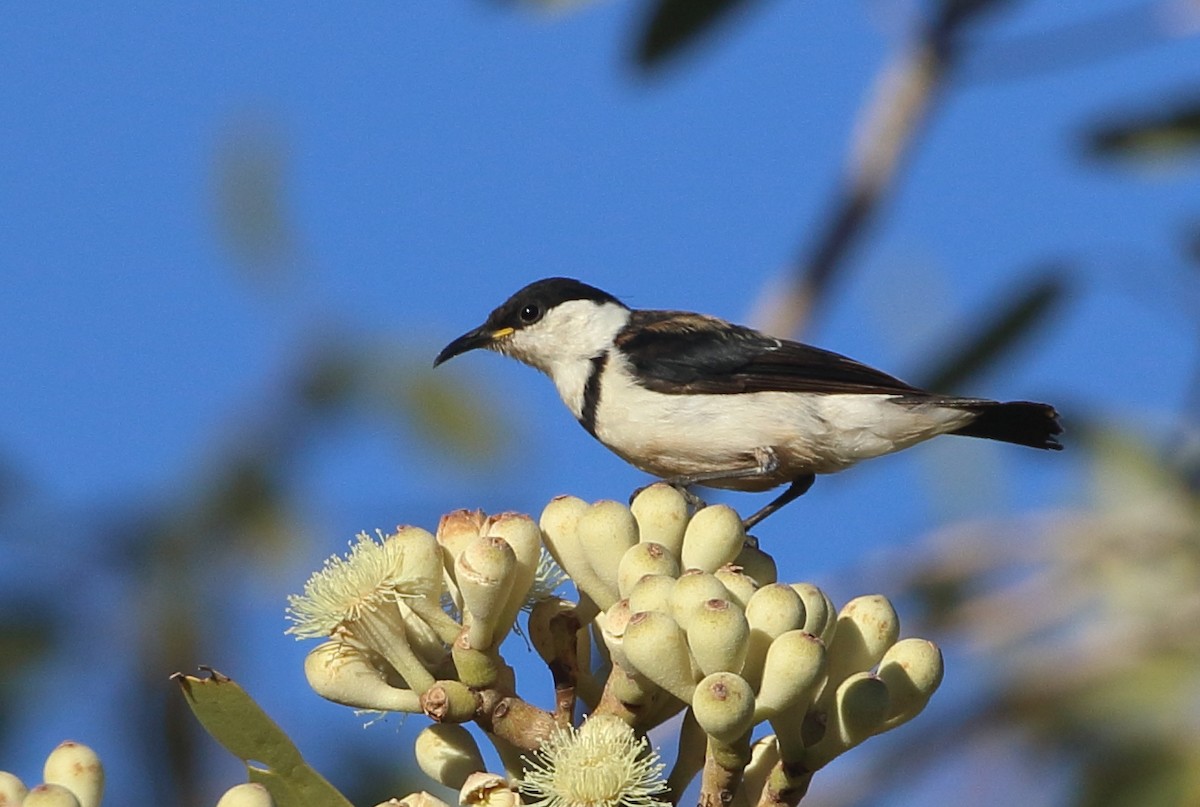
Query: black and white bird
434,278,1062,528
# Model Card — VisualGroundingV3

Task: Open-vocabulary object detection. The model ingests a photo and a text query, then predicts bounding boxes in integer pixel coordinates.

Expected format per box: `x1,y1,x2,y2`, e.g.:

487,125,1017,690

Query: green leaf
174,669,353,807
917,270,1067,393
635,0,758,69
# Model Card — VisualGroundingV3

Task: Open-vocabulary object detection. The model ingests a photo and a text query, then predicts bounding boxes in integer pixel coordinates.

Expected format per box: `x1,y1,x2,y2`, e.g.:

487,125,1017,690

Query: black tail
950,400,1063,449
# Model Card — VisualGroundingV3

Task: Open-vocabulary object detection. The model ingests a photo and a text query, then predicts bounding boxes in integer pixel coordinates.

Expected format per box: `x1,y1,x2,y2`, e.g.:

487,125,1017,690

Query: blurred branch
634,0,761,69
752,0,1017,337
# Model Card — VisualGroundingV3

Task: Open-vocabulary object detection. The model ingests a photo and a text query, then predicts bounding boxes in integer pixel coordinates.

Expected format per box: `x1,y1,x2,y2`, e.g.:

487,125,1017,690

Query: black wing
616,310,921,396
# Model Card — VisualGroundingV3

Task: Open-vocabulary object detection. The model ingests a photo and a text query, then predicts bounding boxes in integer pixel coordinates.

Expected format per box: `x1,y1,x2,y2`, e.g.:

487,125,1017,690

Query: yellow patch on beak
491,327,515,339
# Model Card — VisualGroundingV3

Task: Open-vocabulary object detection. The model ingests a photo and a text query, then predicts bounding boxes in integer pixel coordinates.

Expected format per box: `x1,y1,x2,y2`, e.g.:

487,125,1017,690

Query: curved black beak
434,325,496,367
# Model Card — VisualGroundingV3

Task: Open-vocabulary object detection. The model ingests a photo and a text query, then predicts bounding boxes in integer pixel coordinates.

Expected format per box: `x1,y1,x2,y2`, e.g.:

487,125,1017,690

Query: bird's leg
742,474,816,530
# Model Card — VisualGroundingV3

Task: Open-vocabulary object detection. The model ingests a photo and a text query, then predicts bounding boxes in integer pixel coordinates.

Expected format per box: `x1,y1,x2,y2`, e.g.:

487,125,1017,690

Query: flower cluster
0,741,104,807
286,484,943,806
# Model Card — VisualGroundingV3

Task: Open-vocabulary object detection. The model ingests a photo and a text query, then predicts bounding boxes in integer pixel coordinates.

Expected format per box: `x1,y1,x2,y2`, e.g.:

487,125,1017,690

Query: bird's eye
519,303,542,324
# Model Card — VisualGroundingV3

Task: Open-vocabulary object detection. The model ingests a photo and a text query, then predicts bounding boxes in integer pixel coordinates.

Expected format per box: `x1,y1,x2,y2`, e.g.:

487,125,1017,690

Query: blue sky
1,1,1198,804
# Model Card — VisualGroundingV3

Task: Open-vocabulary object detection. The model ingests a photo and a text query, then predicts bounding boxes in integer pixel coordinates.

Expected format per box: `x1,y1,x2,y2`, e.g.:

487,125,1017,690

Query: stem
700,734,752,807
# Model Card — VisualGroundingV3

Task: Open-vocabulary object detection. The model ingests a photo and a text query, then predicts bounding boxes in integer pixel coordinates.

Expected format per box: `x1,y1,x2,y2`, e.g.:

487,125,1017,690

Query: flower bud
379,792,453,807
460,772,521,807
437,510,487,572
686,598,750,676
0,772,28,805
743,585,806,689
43,741,103,807
713,567,757,609
305,641,423,712
733,540,777,586
216,783,276,807
878,638,943,728
598,598,635,670
756,631,826,720
740,735,780,807
680,505,744,572
623,610,696,702
626,574,676,615
539,496,604,605
577,501,640,609
668,570,729,631
22,784,80,807
617,542,680,597
823,595,899,696
415,724,486,790
790,583,836,642
456,535,517,650
807,673,890,770
691,672,756,744
630,483,689,556
485,513,543,639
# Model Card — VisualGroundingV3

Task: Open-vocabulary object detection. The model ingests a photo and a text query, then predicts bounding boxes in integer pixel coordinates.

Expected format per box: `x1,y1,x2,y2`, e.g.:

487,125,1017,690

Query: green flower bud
627,574,676,615
598,598,635,670
789,583,836,642
436,509,487,572
822,594,899,698
740,735,780,807
691,672,756,744
743,584,806,688
733,539,777,586
0,772,29,805
304,641,422,712
379,792,454,807
668,570,729,631
618,542,681,598
630,483,689,556
415,724,486,790
808,673,890,769
680,505,744,572
22,784,80,807
713,567,758,610
624,610,696,703
878,638,943,728
485,512,543,640
540,496,605,607
685,599,750,677
578,500,641,609
216,783,276,807
43,741,103,807
456,535,517,650
756,631,826,720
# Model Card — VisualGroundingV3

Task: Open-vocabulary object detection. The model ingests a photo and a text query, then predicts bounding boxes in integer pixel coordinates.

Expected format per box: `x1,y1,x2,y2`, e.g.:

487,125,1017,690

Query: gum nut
305,641,423,712
415,724,486,790
733,540,777,586
825,595,899,688
833,673,890,747
618,542,681,597
21,784,80,807
680,505,744,572
756,631,826,719
0,771,28,804
578,501,640,598
43,741,103,807
627,574,676,615
630,483,689,555
216,783,276,807
878,638,944,726
538,495,591,577
437,510,487,566
460,772,521,807
669,570,730,631
456,535,517,648
691,672,756,745
713,567,757,609
686,599,750,676
789,584,835,640
623,610,697,703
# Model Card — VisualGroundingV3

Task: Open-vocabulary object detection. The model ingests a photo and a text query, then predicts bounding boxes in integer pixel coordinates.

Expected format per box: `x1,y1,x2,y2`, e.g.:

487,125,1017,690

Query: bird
434,277,1062,529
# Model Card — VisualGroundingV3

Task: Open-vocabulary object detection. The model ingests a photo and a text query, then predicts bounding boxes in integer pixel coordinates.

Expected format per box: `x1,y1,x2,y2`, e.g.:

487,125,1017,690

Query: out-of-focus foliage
1087,98,1200,163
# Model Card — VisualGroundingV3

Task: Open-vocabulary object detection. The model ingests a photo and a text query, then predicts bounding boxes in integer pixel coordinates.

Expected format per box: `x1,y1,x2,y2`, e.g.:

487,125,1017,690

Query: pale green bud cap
823,594,899,695
790,583,836,641
756,630,826,720
578,500,640,609
456,535,517,650
713,567,758,610
806,673,890,770
743,585,806,688
878,638,943,728
630,482,689,556
685,598,750,676
484,513,543,639
598,598,634,670
0,771,28,805
668,570,729,631
216,783,276,807
733,540,777,586
617,542,680,597
627,574,676,615
460,772,521,807
624,610,697,702
691,672,756,744
43,741,103,807
304,641,423,712
539,496,602,604
680,505,744,572
22,784,80,807
415,724,486,790
437,509,487,572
